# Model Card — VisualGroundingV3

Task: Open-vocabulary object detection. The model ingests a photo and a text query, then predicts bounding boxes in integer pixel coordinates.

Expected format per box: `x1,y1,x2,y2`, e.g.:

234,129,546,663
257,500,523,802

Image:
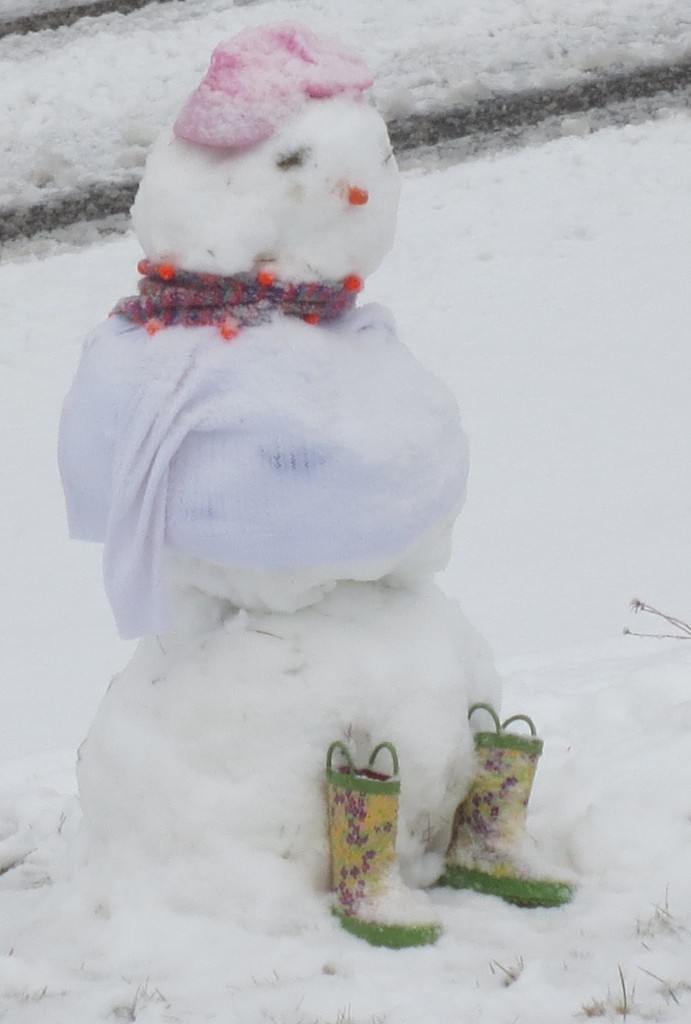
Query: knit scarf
112,259,362,339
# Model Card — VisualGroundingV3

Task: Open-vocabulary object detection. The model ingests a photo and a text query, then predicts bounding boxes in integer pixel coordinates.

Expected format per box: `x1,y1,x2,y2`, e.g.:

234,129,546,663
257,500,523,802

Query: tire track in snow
2,57,691,246
0,0,178,38
388,58,691,151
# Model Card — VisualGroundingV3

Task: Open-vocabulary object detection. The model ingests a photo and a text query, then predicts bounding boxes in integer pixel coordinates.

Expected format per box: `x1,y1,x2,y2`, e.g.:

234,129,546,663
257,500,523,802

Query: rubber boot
326,740,442,947
440,704,574,907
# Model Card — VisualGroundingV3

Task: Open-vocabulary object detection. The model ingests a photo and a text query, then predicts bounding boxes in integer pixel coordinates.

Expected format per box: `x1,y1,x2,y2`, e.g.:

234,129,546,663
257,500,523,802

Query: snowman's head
132,24,400,282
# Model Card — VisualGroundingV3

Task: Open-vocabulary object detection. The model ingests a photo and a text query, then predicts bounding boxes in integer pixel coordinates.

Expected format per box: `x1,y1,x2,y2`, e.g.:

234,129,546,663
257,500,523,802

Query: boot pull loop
467,703,502,733
468,704,539,738
501,713,538,736
368,741,399,778
326,740,356,774
326,740,399,779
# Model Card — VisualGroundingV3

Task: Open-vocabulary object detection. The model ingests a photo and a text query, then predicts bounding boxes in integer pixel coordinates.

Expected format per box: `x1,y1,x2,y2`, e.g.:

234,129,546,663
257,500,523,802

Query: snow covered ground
2,0,691,208
1,99,691,1018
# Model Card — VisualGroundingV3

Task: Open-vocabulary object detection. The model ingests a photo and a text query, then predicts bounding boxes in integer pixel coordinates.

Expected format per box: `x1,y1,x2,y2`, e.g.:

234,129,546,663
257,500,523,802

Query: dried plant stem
624,600,691,640
617,965,631,1018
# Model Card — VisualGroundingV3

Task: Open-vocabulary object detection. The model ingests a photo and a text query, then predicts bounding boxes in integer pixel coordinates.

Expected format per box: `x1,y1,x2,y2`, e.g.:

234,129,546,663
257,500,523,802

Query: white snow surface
2,0,691,207
2,67,691,1024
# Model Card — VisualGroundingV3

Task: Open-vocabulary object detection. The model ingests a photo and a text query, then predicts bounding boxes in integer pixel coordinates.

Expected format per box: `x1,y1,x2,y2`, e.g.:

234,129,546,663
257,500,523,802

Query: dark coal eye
276,147,310,170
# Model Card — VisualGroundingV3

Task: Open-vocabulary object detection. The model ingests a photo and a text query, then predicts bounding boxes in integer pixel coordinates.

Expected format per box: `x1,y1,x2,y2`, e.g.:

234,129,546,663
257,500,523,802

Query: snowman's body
78,582,497,926
60,24,501,926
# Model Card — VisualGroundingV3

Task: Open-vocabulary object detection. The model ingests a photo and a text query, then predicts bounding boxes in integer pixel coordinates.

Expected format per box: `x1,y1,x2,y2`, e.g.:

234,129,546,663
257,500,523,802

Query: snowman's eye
276,147,311,170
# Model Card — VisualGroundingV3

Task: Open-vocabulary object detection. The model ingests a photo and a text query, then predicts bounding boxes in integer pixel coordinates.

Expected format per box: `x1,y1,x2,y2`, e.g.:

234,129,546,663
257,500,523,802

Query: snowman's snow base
77,580,499,927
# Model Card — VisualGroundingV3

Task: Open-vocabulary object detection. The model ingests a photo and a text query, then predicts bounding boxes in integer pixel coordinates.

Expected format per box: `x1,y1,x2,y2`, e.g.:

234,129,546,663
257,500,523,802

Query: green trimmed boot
440,704,575,908
326,740,442,948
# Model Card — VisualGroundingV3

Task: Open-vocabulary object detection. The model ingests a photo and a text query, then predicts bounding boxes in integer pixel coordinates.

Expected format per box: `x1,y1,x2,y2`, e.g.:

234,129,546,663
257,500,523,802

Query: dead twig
623,600,691,640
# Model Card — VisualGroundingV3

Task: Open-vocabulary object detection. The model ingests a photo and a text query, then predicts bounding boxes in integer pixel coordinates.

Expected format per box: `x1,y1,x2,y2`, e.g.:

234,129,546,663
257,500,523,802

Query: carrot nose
347,186,369,206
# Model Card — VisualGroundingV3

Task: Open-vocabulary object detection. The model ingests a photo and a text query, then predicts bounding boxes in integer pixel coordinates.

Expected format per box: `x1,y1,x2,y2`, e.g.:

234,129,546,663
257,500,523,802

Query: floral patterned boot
326,740,442,948
440,704,575,907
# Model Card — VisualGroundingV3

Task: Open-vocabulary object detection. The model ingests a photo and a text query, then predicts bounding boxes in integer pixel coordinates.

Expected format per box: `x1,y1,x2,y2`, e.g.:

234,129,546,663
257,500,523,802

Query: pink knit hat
173,23,375,150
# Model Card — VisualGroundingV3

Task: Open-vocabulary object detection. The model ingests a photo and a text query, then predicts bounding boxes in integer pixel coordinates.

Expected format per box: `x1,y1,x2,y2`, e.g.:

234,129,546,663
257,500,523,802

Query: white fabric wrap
58,304,468,638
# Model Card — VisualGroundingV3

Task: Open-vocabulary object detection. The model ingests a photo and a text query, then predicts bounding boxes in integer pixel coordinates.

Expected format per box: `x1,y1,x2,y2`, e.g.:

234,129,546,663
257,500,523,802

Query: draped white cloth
59,304,468,638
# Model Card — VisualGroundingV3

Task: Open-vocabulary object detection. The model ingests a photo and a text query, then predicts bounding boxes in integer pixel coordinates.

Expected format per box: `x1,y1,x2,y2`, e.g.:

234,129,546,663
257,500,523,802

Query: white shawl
59,304,468,637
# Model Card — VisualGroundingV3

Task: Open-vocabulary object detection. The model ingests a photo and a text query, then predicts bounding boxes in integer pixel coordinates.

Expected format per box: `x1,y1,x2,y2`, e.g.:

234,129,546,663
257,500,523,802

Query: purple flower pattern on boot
327,769,398,919
451,746,539,868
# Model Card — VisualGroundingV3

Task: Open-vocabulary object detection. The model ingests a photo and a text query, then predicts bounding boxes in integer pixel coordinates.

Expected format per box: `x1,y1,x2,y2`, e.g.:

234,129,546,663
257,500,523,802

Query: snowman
59,23,571,949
